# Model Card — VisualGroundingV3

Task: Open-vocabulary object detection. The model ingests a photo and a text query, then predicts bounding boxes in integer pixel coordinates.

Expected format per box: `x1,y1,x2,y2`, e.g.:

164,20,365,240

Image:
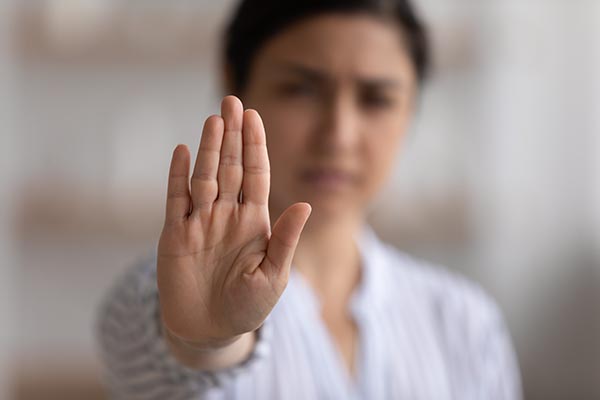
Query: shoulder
376,241,505,332
376,242,522,396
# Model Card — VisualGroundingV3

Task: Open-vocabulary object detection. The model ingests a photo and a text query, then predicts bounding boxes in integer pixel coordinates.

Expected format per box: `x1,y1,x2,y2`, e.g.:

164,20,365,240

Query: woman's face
240,13,417,222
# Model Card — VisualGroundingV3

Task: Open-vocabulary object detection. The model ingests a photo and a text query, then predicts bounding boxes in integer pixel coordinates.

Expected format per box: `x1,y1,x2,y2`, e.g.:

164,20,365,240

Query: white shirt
96,228,522,399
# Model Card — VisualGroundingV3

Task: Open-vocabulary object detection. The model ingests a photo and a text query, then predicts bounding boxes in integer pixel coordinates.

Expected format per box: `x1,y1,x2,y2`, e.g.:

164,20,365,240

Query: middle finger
217,95,244,202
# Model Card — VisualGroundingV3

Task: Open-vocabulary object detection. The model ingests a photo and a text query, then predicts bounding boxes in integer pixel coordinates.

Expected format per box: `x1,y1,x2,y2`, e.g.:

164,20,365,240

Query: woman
97,0,522,398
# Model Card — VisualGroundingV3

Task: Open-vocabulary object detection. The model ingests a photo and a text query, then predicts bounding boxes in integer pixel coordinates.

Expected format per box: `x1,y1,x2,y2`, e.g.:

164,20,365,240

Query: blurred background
1,0,598,399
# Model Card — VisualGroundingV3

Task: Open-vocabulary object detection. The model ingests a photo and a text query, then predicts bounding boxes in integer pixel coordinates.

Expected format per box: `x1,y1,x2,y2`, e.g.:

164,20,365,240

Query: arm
96,96,309,398
96,260,273,399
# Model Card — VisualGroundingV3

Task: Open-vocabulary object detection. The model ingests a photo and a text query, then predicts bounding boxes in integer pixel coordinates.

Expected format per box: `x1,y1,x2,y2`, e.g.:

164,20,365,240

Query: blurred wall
469,3,600,397
1,2,17,399
4,1,599,399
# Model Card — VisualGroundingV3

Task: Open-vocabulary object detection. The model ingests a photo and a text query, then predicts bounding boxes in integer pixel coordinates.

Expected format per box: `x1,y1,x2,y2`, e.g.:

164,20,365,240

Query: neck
291,212,365,311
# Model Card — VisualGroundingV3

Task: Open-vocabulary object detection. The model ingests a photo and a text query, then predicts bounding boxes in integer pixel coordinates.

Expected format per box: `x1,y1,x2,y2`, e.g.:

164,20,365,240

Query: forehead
253,13,415,83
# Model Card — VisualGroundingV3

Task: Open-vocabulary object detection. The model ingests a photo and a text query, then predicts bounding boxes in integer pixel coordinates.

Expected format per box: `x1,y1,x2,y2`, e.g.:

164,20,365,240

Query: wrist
162,320,247,352
161,319,257,370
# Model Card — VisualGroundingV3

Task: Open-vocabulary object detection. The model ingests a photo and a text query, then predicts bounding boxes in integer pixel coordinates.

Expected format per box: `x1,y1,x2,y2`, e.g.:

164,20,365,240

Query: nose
314,94,360,154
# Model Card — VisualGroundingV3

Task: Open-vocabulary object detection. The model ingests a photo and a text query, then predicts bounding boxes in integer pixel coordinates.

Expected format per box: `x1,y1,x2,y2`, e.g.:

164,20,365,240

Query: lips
299,167,359,190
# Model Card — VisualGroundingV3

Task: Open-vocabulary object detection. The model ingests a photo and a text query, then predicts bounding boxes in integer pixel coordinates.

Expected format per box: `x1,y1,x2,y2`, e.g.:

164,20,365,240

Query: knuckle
243,165,270,175
168,190,189,199
192,172,215,182
193,200,214,210
218,190,240,200
219,154,242,166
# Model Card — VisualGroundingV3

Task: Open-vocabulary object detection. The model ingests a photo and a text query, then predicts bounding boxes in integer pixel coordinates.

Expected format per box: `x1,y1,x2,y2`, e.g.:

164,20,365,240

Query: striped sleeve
95,259,272,400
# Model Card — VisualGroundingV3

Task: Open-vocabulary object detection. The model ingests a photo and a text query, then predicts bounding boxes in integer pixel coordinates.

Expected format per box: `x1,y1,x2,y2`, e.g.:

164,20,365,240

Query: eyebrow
270,61,403,90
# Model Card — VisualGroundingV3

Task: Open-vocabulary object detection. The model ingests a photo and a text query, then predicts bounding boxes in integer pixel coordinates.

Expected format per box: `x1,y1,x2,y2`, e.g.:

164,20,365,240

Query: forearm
162,320,257,371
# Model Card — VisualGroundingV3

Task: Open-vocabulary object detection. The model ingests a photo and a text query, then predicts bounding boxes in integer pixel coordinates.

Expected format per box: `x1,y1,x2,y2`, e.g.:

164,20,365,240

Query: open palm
157,96,311,347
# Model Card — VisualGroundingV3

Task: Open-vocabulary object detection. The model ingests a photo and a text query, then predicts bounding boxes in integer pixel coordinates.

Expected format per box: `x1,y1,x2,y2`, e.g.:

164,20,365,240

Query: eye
360,91,395,110
276,81,318,98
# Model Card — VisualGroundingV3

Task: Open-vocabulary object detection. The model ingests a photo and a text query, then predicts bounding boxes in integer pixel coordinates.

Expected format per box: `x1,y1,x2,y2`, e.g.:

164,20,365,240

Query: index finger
165,144,191,224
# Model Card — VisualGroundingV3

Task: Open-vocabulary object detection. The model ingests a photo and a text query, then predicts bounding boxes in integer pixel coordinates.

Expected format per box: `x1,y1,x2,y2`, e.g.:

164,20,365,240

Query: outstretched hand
157,96,311,348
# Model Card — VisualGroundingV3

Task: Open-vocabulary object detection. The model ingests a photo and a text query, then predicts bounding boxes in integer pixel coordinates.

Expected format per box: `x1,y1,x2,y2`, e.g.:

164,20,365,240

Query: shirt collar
287,226,393,317
349,226,393,316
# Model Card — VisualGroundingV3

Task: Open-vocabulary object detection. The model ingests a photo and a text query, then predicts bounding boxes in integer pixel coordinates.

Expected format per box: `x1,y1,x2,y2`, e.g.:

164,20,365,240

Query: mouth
299,167,359,190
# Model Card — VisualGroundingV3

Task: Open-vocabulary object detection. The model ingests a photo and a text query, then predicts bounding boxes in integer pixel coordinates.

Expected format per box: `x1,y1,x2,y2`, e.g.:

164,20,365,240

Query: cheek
365,142,398,185
261,104,315,168
360,121,407,194
260,105,316,207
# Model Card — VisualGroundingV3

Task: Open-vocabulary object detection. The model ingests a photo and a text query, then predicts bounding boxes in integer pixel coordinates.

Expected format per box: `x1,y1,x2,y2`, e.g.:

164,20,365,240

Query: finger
262,203,312,280
242,109,270,206
191,115,224,212
217,95,244,202
165,144,191,224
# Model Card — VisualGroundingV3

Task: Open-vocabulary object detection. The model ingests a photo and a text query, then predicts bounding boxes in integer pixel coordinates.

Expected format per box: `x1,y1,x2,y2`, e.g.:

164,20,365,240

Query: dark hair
223,0,430,93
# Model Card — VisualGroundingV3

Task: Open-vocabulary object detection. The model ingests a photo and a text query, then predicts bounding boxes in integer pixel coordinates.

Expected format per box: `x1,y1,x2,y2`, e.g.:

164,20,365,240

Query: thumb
262,202,311,280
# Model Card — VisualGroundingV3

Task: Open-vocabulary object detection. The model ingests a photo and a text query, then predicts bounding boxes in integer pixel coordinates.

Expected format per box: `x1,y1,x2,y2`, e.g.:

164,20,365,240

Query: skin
158,13,417,377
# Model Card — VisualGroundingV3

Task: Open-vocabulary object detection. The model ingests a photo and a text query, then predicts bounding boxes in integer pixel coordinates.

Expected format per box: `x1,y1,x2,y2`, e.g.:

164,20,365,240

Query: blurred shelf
13,358,107,400
15,176,469,252
16,178,165,241
15,4,219,65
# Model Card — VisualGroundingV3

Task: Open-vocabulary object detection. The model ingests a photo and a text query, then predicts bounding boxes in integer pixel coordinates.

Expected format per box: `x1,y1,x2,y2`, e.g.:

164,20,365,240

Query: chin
301,196,362,222
271,186,366,221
